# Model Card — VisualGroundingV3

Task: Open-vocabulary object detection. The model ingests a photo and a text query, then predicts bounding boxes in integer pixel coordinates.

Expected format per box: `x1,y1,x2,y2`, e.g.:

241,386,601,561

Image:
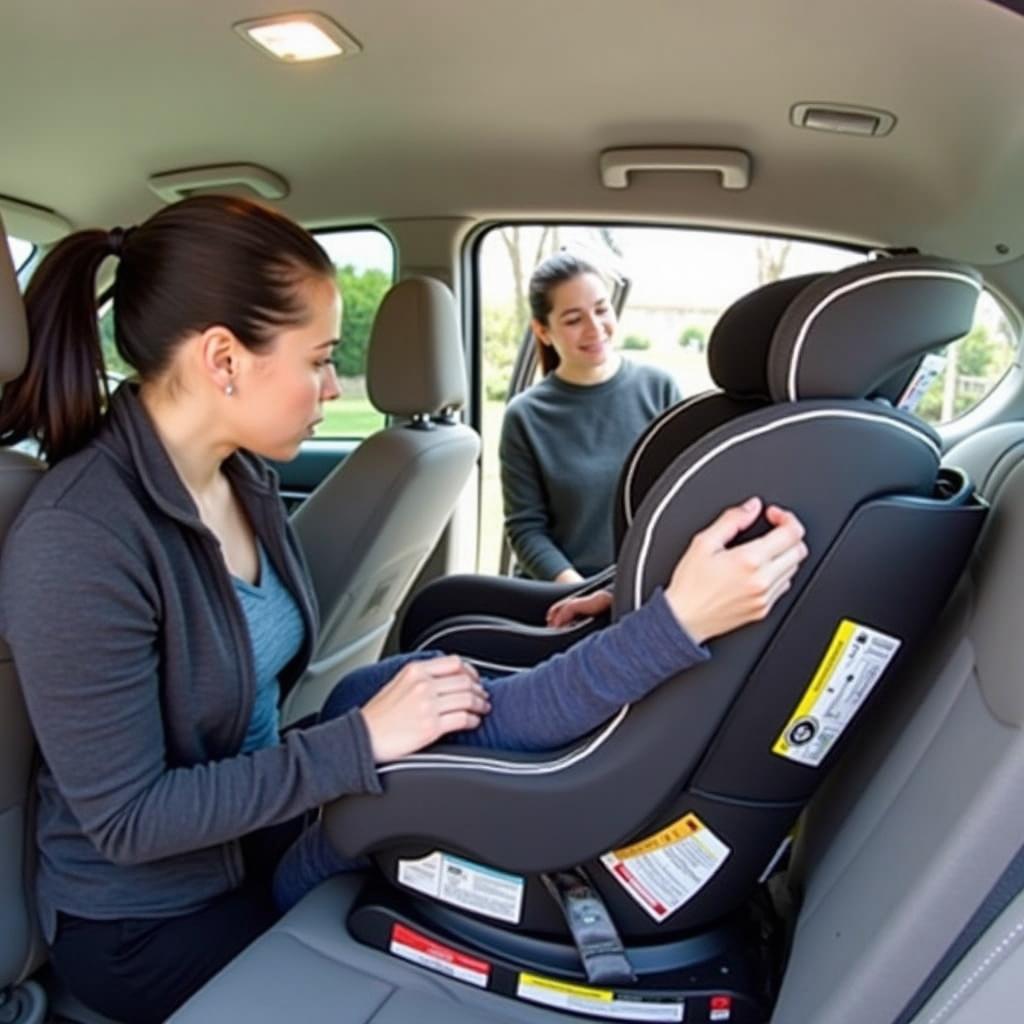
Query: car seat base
349,882,778,1022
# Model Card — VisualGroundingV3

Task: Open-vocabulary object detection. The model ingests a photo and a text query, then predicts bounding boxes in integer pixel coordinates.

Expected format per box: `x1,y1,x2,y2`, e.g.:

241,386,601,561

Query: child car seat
324,256,988,1023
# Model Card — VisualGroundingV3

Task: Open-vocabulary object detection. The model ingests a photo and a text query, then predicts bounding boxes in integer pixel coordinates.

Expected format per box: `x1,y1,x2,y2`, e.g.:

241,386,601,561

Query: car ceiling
3,0,1024,267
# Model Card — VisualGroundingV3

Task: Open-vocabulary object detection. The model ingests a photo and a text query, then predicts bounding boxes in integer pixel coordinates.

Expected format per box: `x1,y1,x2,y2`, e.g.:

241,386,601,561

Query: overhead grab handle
599,147,752,191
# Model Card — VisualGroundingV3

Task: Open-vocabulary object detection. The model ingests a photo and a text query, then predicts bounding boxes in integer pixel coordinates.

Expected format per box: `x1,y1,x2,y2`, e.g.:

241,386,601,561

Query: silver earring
225,382,235,397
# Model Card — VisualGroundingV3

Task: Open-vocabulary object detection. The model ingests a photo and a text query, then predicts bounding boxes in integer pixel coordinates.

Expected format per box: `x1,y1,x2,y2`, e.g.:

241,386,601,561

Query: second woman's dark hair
528,252,602,375
0,194,335,463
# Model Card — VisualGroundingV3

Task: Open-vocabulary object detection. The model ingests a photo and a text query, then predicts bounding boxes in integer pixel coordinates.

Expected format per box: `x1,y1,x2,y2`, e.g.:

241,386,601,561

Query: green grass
314,398,384,439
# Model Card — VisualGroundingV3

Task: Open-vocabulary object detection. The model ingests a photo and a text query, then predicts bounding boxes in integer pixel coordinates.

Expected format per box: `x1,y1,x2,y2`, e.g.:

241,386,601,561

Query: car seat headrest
0,214,28,384
766,255,983,402
367,276,467,418
708,274,824,400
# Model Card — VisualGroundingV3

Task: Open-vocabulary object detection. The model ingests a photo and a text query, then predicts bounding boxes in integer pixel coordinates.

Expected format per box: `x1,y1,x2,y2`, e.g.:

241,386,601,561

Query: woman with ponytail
499,253,682,582
0,197,806,1021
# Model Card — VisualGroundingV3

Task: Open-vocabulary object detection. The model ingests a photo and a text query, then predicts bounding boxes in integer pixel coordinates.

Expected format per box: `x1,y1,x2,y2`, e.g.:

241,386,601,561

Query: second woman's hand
359,655,491,763
546,588,613,628
665,497,808,646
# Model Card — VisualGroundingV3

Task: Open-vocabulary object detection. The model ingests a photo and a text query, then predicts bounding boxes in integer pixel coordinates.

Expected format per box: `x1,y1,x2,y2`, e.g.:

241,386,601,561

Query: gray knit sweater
499,360,681,580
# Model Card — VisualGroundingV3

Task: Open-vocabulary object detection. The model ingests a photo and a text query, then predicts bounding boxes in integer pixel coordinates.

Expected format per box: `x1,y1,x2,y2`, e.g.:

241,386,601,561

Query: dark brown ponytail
0,195,334,464
0,230,113,464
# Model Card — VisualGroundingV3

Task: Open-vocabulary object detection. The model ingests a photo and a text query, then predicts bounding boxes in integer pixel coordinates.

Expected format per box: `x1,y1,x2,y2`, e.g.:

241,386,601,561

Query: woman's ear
531,319,551,346
199,325,244,395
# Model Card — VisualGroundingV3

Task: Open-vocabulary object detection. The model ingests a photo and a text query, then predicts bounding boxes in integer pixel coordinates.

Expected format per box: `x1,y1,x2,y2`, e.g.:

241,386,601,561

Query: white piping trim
378,706,630,776
785,269,982,401
416,617,595,651
622,393,713,527
633,409,939,609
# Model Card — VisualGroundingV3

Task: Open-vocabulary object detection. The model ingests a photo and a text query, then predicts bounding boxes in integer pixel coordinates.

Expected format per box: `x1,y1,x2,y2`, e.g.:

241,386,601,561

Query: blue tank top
233,542,305,753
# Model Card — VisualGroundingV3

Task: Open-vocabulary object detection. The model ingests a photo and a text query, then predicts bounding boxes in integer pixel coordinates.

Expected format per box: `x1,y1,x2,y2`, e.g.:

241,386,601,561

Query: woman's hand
665,497,808,646
546,589,613,628
359,655,491,763
554,567,585,585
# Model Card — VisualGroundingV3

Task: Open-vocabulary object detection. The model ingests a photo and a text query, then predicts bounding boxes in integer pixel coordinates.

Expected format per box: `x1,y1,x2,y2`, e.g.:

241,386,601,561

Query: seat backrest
0,220,47,992
613,273,822,542
282,277,480,723
323,255,986,942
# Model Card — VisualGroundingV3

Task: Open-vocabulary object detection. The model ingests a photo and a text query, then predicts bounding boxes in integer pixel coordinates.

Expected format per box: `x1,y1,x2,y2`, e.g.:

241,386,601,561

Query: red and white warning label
601,813,730,923
389,923,491,988
709,994,733,1021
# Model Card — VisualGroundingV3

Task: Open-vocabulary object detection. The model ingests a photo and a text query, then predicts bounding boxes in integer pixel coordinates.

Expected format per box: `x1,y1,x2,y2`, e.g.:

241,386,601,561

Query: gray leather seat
282,276,480,724
0,218,48,1021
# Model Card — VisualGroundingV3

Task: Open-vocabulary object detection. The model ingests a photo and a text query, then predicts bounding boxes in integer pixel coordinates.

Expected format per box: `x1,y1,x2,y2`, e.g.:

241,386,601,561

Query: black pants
50,818,301,1024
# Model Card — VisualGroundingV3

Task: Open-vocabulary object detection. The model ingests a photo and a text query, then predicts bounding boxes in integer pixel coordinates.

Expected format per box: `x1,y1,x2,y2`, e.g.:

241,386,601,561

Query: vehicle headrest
0,214,28,384
708,274,824,400
766,255,982,402
366,276,467,418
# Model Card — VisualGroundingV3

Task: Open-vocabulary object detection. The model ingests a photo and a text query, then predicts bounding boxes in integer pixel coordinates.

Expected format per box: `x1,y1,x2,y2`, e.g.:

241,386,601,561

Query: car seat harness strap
541,868,637,985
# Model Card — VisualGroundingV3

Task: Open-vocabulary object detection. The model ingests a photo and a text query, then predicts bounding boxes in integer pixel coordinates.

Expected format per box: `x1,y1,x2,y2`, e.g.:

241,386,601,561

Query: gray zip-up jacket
0,385,381,941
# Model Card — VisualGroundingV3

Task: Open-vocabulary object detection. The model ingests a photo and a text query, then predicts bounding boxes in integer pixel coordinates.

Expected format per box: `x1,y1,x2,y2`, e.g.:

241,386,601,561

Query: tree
756,239,792,285
499,226,558,335
679,325,706,351
621,334,651,351
482,304,522,401
335,265,392,377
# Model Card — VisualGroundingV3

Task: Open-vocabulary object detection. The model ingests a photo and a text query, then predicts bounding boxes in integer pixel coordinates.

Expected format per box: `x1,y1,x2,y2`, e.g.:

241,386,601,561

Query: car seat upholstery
313,256,988,1017
282,277,480,724
0,218,48,1021
399,273,823,670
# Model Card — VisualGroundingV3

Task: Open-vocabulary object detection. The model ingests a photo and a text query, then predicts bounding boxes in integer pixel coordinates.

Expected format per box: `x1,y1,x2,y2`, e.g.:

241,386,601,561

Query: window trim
6,234,35,273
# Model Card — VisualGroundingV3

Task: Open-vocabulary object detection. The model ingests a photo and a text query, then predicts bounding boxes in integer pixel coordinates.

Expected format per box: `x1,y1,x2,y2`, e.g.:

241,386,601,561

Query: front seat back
282,277,480,723
323,256,988,947
0,220,48,1002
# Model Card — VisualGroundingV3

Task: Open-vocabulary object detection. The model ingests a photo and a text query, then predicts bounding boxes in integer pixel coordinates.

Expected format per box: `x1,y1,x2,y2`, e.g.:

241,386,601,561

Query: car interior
3,1,1024,1023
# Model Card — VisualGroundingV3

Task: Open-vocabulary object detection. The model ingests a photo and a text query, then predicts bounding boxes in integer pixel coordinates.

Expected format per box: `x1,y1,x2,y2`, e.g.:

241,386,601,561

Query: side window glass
6,235,34,273
97,228,396,440
315,228,395,439
906,290,1018,425
477,226,862,576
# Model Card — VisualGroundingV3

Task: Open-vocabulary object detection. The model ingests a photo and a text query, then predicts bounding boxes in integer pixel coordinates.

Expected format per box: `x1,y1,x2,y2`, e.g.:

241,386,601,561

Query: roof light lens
235,13,361,63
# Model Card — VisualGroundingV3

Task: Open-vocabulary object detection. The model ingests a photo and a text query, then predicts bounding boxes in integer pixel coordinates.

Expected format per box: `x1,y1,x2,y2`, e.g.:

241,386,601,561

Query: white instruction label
773,618,901,768
517,973,684,1021
396,851,524,924
600,813,730,923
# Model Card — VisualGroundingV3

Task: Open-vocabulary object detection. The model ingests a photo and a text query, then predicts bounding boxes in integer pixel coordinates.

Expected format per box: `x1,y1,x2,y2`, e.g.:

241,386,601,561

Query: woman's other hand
546,589,613,628
553,567,585,585
665,497,808,646
360,655,491,762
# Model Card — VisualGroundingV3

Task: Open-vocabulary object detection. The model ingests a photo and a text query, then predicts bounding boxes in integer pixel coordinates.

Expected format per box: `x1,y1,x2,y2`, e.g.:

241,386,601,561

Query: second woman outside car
499,252,682,583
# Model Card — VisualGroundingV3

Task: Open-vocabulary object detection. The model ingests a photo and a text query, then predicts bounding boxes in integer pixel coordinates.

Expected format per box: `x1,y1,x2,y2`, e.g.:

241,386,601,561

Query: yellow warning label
519,973,612,1001
773,618,901,767
612,813,703,860
516,972,685,1020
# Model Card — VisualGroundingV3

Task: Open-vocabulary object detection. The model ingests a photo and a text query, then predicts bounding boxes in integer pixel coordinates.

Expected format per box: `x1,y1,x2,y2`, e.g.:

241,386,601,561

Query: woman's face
534,272,618,373
234,276,342,461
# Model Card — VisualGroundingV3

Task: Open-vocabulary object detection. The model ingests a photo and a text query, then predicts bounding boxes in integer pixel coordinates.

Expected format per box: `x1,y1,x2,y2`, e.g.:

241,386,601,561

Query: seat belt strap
542,869,637,985
893,839,1024,1023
